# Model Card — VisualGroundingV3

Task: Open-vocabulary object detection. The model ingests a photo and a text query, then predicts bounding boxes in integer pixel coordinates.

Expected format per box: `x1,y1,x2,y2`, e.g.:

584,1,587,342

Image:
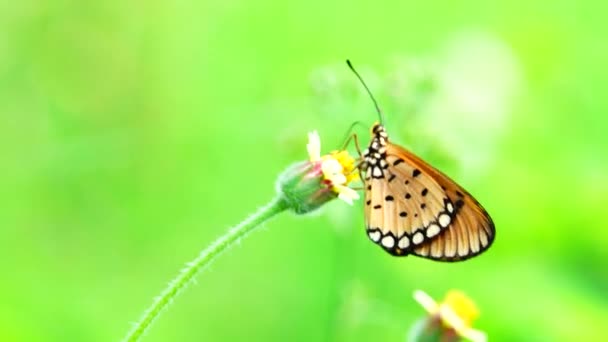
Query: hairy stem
123,196,288,342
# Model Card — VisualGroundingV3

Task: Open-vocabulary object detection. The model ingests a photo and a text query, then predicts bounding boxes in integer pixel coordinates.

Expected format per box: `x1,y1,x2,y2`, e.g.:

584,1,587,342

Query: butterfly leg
341,132,363,157
341,132,367,182
339,121,366,151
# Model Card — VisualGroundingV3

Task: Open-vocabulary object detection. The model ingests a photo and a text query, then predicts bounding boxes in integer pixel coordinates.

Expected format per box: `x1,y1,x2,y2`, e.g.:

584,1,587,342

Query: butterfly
347,60,495,261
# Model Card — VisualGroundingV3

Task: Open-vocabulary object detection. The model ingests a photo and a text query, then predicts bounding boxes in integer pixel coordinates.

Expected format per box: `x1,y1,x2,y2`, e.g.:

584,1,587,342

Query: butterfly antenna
346,59,385,125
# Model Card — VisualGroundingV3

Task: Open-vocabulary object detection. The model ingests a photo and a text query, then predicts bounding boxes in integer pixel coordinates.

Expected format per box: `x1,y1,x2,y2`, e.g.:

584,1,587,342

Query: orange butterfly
347,60,495,261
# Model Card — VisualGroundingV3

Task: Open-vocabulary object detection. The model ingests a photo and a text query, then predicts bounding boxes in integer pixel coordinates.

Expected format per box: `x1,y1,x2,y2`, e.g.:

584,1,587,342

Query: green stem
123,196,288,342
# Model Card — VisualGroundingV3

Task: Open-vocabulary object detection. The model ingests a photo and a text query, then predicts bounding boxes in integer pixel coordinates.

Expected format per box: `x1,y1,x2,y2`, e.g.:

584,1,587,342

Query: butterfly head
371,122,386,136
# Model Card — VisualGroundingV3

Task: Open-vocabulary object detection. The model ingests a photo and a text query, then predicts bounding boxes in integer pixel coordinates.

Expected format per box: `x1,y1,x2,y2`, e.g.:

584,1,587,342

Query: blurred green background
1,1,607,341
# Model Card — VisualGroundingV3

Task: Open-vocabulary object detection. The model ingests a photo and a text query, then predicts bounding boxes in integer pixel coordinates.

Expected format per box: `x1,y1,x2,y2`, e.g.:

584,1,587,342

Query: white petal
329,173,347,185
307,130,321,161
321,158,343,176
439,306,486,342
413,290,439,314
338,193,353,205
335,185,360,205
344,186,360,199
460,328,488,342
439,305,466,331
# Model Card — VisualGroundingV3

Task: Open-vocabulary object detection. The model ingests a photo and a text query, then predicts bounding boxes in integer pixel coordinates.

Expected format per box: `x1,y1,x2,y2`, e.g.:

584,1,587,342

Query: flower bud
277,160,337,214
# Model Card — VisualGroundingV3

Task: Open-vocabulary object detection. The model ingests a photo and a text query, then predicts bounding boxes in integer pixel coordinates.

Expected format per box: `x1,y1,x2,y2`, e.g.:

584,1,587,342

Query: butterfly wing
363,141,495,261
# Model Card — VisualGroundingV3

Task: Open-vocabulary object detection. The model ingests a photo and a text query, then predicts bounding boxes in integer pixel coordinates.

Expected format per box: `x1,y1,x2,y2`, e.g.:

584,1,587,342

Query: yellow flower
413,289,487,342
277,130,360,214
306,130,360,205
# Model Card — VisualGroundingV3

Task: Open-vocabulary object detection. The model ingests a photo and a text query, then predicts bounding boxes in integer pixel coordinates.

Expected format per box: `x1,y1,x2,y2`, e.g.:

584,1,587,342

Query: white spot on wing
372,167,382,177
438,214,451,228
412,232,424,245
368,230,381,242
426,224,441,238
447,202,454,213
381,235,395,248
398,236,410,249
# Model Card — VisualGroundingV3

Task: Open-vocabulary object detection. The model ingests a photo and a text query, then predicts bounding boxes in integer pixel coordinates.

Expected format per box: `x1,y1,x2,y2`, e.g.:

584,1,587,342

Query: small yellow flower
413,289,487,342
277,130,360,214
306,130,360,205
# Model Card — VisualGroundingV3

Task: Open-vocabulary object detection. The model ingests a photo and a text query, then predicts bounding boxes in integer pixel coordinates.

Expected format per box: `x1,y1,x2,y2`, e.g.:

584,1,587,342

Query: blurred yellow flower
413,289,487,342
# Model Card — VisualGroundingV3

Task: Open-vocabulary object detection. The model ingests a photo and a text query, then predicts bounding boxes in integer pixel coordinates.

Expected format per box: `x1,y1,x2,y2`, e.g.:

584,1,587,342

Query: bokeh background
1,1,607,341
